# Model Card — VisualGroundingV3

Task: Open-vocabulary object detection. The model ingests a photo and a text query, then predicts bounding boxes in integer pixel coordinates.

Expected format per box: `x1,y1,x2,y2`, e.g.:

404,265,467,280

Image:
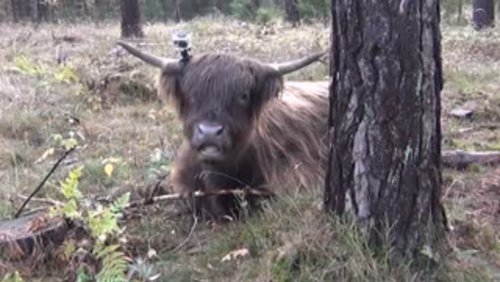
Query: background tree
325,0,448,259
173,0,182,22
283,0,300,26
121,0,144,38
472,0,495,30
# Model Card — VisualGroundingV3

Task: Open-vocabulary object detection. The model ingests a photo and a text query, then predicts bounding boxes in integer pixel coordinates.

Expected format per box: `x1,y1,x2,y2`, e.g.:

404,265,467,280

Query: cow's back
254,80,330,192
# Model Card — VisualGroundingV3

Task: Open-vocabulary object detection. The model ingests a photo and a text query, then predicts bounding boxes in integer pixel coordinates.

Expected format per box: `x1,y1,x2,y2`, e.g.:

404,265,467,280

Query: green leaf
59,165,84,200
62,137,79,150
111,192,130,214
1,270,24,282
60,199,82,219
87,208,120,238
76,266,92,282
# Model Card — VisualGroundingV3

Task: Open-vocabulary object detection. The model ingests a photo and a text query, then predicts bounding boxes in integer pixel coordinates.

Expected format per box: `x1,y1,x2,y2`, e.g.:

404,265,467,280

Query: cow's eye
239,92,250,105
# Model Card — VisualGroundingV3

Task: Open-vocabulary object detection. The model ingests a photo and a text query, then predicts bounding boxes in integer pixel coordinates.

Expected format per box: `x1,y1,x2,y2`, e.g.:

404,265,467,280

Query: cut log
0,213,68,261
442,150,500,168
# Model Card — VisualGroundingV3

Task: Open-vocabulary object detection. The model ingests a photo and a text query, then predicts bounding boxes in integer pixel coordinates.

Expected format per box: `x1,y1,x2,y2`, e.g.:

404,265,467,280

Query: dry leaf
221,248,249,262
35,147,55,164
104,163,114,177
147,248,157,259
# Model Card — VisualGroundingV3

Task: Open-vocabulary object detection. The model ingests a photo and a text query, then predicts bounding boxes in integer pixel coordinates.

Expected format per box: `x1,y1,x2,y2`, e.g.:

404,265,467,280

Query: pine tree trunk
30,0,38,22
172,0,181,23
325,0,447,258
457,0,463,24
37,0,49,22
246,0,260,15
121,0,144,38
283,0,300,27
11,0,18,22
472,0,495,30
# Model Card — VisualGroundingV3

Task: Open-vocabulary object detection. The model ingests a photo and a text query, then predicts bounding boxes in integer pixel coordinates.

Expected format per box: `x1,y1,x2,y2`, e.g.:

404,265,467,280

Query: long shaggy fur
255,81,329,191
156,53,330,219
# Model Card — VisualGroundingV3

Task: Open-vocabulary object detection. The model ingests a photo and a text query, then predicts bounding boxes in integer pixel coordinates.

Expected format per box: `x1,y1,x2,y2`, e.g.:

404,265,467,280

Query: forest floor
0,17,499,281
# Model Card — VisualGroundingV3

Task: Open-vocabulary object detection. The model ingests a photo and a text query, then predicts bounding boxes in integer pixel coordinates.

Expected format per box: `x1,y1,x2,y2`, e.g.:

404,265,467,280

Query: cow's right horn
117,41,183,74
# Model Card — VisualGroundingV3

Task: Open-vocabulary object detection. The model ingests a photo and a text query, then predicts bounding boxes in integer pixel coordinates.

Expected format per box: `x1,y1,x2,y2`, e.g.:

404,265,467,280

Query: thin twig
171,215,198,253
14,147,76,218
16,194,64,207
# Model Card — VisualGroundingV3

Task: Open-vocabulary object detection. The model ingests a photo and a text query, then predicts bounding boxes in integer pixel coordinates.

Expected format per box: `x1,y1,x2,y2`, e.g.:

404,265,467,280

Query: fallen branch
442,150,500,168
123,188,274,210
14,147,76,218
16,195,63,207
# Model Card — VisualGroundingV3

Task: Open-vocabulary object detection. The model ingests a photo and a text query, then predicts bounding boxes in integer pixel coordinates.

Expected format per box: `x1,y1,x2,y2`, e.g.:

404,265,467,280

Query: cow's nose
197,122,224,137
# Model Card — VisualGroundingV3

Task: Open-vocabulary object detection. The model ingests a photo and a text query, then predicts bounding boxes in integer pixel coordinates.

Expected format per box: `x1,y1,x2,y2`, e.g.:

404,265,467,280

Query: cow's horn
117,41,182,74
269,51,326,75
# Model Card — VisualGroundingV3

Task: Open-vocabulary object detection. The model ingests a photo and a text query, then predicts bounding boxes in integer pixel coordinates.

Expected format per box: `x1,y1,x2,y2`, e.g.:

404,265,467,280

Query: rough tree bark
472,0,495,30
325,0,447,258
283,0,300,27
121,0,144,38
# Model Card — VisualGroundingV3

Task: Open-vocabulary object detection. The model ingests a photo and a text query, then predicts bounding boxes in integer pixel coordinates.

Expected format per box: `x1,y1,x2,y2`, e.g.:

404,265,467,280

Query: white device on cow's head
172,31,191,62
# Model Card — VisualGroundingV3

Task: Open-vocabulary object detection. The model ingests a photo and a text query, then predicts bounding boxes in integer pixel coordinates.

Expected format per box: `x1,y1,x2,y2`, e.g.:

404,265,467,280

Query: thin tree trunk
11,0,18,22
121,0,143,38
30,0,38,22
325,0,447,259
172,0,181,23
283,0,300,27
159,0,168,22
246,0,260,15
472,0,495,30
37,0,49,22
457,0,463,24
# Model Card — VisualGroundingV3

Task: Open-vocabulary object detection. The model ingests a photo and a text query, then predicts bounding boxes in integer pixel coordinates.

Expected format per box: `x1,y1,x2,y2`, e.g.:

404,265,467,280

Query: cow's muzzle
192,121,228,161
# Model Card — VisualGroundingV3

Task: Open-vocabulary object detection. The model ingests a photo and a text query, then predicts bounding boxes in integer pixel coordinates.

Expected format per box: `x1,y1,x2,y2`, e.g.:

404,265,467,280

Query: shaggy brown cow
118,41,329,221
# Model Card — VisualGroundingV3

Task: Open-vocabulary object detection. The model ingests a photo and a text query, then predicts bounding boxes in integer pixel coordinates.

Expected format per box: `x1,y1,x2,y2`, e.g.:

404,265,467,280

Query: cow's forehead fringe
181,54,257,99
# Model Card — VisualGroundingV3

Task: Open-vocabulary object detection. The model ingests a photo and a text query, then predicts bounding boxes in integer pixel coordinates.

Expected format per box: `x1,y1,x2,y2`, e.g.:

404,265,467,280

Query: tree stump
0,213,68,262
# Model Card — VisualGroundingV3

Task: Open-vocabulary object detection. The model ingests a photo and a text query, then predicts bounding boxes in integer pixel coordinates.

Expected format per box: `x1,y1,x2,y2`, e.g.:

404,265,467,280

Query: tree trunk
172,0,181,23
283,0,300,27
325,0,447,259
457,0,463,24
246,0,260,15
159,0,168,22
37,0,49,22
11,0,18,22
30,0,38,22
14,0,30,21
121,0,144,38
472,0,495,30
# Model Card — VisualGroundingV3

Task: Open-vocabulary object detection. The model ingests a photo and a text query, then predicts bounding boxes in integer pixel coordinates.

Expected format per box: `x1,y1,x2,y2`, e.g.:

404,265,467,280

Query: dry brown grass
0,17,499,281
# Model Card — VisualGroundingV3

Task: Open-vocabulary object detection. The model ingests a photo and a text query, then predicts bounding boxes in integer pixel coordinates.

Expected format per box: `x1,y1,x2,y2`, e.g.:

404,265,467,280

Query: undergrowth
0,17,499,281
50,165,131,281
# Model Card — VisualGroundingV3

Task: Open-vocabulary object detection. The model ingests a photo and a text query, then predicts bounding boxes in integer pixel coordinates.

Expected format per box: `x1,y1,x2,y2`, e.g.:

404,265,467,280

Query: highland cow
118,41,330,221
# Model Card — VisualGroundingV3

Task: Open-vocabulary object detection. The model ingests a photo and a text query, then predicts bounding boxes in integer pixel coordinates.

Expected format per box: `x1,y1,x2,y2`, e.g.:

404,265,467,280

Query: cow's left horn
117,41,183,74
269,51,326,75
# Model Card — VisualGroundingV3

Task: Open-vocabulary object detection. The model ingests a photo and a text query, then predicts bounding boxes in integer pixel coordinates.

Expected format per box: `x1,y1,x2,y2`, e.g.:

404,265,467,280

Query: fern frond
94,244,128,282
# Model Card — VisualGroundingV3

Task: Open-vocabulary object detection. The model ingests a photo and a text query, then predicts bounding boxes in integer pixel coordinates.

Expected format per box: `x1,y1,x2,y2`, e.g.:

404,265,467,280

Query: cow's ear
251,66,283,113
158,70,186,116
